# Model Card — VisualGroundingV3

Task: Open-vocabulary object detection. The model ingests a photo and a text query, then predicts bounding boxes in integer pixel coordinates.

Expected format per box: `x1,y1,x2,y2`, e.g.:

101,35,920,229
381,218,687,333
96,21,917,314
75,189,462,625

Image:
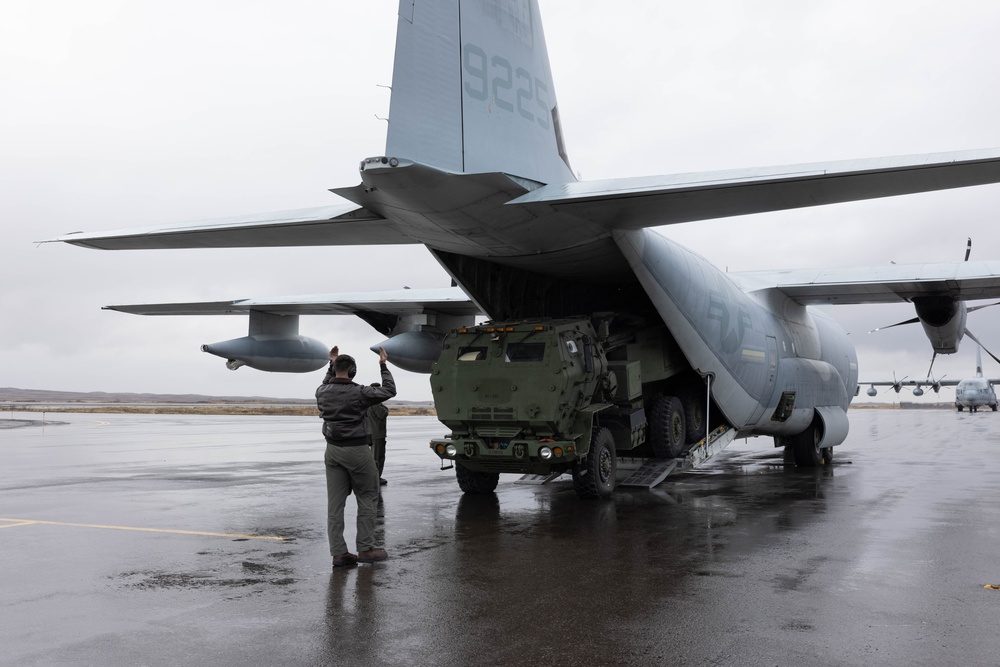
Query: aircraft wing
509,148,1000,229
104,286,480,318
729,260,1000,305
861,379,959,388
48,203,418,250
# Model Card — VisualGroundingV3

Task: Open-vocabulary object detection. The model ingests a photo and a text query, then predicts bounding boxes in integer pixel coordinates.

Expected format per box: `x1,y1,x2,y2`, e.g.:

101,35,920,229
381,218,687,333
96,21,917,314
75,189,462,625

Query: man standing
365,386,390,486
316,345,395,567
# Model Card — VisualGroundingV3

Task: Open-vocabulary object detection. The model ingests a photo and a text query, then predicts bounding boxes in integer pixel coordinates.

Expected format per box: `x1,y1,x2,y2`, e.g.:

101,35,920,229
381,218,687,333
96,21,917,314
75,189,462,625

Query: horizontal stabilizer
509,148,1000,228
46,203,416,250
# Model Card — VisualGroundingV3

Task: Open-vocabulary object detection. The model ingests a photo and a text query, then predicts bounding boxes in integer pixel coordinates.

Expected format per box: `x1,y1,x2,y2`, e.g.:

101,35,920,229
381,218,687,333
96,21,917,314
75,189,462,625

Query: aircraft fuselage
344,161,858,444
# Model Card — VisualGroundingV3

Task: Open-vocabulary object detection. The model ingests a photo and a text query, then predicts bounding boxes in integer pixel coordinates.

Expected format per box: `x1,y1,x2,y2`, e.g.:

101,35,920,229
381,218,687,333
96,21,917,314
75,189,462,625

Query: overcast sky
4,0,1000,403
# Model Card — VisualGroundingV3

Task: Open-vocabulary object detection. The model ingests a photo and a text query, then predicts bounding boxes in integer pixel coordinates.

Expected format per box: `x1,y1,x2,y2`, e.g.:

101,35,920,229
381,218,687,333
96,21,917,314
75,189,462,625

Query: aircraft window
505,342,546,362
458,347,487,361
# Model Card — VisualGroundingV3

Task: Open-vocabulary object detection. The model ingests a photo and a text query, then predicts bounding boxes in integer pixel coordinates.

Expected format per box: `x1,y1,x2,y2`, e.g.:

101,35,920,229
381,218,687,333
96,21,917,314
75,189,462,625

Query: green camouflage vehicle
429,316,708,498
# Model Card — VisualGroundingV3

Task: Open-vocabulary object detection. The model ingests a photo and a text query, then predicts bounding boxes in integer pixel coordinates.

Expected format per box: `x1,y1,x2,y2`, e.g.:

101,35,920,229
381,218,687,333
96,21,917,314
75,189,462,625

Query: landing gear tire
957,405,964,412
677,387,707,445
455,462,499,494
789,421,828,467
650,395,685,458
573,427,617,499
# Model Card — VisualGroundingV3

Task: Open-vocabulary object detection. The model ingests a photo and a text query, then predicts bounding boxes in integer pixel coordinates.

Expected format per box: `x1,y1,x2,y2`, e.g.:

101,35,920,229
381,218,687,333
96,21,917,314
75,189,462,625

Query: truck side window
505,342,545,362
458,347,487,361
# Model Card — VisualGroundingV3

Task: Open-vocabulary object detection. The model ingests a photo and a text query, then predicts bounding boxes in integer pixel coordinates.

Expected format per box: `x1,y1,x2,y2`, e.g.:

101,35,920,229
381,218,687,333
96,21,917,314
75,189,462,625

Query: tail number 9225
463,42,550,130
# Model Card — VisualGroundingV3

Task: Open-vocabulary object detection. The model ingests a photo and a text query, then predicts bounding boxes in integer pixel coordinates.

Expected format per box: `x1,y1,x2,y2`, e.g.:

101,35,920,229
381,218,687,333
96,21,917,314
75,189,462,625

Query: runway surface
2,409,1000,666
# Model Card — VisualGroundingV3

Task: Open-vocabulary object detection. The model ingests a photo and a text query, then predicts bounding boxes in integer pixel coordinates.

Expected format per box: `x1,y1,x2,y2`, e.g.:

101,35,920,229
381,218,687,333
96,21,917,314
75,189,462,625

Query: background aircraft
864,345,1000,411
36,1,1000,469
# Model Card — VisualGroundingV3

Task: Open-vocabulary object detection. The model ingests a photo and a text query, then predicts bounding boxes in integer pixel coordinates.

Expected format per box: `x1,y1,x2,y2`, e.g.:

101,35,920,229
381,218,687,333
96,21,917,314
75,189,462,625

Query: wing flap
104,286,481,317
508,148,1000,228
49,203,417,250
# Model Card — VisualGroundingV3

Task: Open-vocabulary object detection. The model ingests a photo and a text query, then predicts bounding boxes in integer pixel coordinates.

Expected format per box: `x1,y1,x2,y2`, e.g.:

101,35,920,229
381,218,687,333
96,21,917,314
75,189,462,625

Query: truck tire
650,395,685,458
455,463,500,494
572,427,616,499
677,387,707,445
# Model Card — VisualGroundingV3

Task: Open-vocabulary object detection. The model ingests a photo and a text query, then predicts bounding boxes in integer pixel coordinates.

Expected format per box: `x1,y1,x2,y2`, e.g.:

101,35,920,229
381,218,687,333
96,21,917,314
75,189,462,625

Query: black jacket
316,363,396,445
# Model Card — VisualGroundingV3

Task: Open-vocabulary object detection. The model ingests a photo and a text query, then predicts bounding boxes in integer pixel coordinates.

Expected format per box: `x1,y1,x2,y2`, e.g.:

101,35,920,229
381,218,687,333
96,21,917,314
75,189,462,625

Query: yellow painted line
0,521,35,529
0,517,291,541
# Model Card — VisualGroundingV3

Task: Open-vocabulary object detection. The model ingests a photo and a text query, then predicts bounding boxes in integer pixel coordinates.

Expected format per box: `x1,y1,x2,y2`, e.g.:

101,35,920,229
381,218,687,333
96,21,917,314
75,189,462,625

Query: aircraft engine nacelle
371,331,445,374
913,296,967,354
201,335,329,373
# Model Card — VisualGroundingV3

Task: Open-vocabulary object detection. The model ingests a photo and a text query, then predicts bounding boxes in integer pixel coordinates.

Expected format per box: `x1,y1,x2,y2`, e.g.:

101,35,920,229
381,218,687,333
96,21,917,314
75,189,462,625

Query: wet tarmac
3,410,1000,666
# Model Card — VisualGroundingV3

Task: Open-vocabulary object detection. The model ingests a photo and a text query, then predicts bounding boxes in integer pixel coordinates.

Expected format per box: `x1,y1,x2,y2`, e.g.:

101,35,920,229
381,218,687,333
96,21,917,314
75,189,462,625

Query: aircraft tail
976,345,984,377
385,0,575,185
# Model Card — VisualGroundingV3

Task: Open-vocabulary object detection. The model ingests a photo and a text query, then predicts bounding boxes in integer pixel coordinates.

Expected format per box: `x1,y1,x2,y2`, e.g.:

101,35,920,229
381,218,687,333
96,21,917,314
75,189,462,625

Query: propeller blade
966,300,1000,313
965,237,972,262
925,352,938,380
869,317,920,334
964,329,1000,366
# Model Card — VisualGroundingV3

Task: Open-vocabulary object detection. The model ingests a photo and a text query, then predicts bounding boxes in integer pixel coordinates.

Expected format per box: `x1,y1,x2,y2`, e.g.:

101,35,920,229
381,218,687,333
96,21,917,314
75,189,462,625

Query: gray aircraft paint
387,0,574,185
47,0,1000,448
616,228,856,435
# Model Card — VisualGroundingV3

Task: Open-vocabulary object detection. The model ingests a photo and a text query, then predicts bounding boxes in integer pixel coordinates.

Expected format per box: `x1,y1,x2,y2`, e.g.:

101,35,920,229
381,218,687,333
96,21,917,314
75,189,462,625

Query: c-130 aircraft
52,1,1000,497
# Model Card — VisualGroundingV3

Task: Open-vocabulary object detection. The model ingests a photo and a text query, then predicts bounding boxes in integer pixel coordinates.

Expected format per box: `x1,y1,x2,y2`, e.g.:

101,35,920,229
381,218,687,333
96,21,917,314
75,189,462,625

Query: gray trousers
324,442,380,556
371,437,387,476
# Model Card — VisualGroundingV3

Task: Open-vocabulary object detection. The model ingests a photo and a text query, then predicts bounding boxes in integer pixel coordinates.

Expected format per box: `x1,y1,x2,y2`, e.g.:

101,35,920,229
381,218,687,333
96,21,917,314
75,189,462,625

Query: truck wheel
572,427,617,499
677,387,707,444
455,463,499,494
650,395,685,458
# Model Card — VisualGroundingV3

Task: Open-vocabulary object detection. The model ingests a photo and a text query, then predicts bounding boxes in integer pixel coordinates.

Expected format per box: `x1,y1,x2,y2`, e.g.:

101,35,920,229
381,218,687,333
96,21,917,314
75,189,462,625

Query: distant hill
0,387,312,405
0,387,431,408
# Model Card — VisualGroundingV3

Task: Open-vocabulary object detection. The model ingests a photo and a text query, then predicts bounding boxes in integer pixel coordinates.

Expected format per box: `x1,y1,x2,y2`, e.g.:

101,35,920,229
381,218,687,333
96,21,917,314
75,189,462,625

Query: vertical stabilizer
976,345,984,377
386,0,575,185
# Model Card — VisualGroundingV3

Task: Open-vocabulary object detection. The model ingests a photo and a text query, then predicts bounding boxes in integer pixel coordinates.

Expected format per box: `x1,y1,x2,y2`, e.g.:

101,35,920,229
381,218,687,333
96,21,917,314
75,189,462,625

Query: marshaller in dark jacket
316,347,396,567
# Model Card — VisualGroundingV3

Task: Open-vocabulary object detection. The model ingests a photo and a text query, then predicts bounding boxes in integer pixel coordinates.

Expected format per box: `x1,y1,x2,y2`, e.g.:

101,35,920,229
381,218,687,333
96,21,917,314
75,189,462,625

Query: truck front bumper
430,436,579,475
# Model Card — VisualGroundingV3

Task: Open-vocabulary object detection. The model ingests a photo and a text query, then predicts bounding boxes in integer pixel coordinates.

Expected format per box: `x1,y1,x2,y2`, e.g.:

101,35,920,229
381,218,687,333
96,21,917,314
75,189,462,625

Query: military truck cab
429,316,710,498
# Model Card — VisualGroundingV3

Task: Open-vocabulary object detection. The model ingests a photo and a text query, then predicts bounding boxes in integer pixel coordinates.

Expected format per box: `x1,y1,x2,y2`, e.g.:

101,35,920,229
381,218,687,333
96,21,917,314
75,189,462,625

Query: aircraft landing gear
787,420,832,467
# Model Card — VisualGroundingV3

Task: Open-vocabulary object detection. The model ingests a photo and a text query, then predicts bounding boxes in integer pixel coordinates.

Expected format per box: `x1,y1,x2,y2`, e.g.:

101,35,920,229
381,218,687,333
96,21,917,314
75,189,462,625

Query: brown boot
358,548,388,563
332,552,358,568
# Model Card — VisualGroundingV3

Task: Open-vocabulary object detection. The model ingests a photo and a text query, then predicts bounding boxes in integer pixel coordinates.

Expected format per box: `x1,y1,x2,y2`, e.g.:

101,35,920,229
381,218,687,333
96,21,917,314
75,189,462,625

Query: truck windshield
505,342,545,362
